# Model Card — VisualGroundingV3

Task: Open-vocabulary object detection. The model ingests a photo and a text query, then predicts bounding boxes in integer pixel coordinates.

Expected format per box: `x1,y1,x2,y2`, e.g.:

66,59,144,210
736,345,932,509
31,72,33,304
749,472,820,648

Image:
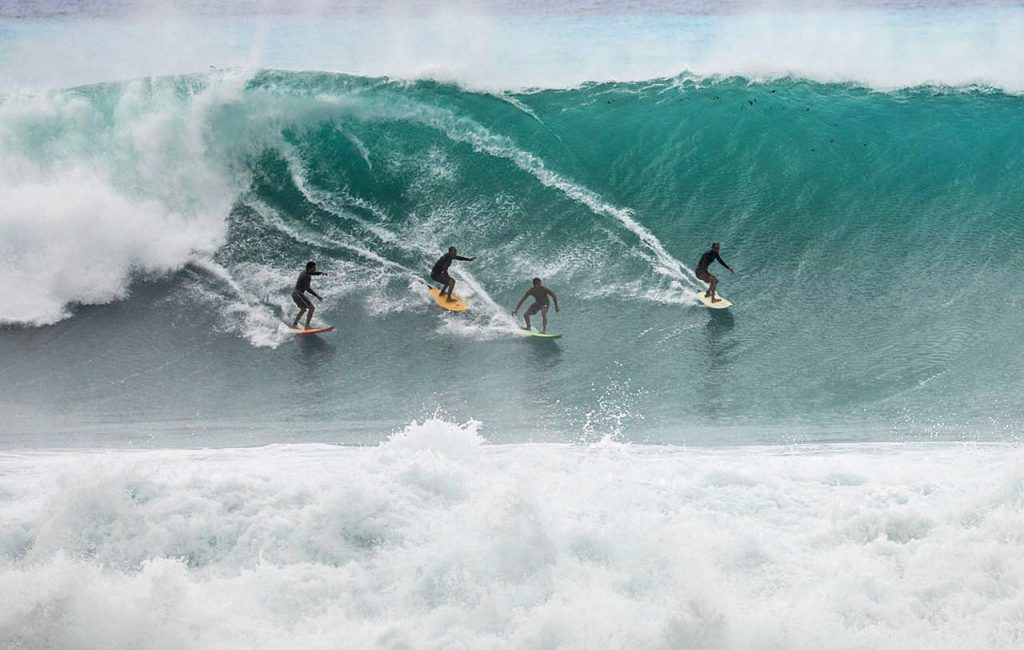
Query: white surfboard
695,291,732,309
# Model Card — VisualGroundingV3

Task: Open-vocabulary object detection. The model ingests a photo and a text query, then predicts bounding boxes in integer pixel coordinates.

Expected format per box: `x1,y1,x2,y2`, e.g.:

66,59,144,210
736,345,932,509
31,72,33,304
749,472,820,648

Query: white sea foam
1,420,1022,649
186,257,294,348
0,75,410,331
0,76,248,326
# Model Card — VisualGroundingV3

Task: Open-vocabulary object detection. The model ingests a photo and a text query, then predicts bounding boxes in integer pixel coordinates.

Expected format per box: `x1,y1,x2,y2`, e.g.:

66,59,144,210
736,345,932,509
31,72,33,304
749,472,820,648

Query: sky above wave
1,2,1022,91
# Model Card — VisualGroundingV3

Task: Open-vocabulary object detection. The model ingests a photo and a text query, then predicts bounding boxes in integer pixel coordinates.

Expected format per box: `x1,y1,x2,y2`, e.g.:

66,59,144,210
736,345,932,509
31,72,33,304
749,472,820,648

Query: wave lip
0,74,251,326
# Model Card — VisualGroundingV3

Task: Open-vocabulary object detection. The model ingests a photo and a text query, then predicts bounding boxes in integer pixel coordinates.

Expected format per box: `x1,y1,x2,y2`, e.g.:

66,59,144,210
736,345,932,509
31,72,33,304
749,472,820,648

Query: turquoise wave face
2,71,1023,444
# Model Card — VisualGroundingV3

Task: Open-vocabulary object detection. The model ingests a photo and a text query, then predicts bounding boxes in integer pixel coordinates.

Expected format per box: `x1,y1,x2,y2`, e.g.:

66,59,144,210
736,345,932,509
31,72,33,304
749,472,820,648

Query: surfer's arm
548,289,559,311
513,292,529,314
716,254,734,272
312,272,327,299
455,255,475,261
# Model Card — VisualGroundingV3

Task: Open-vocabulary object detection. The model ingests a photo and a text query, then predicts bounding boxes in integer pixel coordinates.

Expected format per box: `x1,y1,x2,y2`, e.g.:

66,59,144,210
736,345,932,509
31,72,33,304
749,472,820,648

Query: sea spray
1,424,1022,648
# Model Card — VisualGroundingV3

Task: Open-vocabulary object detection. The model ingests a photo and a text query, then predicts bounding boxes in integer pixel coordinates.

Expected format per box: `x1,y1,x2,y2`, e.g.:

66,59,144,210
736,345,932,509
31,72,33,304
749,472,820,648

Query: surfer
291,261,327,329
695,242,734,303
513,278,560,334
431,246,476,302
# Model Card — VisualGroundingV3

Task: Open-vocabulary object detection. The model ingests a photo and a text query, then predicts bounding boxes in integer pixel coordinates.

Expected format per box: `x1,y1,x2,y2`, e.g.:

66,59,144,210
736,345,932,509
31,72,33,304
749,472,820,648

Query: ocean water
2,1,1024,647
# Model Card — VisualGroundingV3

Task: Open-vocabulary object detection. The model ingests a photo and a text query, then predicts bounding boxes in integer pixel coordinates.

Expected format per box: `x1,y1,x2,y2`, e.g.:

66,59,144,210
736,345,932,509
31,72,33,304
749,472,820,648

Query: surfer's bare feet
711,298,721,303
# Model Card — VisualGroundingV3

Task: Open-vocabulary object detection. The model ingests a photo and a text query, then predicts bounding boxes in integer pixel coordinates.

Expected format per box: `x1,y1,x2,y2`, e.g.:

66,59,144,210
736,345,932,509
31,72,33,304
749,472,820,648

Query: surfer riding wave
695,242,733,304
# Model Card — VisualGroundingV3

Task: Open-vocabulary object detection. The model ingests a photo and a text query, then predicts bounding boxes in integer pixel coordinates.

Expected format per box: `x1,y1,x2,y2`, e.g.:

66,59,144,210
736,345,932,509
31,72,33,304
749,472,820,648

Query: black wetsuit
292,270,323,309
695,249,731,281
431,253,471,285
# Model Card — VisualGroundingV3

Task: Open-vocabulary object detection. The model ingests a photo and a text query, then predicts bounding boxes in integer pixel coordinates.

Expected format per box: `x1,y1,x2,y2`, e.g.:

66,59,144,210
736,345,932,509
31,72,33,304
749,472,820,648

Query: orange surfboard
427,287,470,312
287,324,335,335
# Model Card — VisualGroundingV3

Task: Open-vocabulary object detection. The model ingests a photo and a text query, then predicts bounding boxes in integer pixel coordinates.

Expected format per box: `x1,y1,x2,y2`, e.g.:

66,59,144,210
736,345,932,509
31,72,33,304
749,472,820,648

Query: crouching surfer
695,242,733,303
430,246,476,302
513,278,559,333
292,261,327,329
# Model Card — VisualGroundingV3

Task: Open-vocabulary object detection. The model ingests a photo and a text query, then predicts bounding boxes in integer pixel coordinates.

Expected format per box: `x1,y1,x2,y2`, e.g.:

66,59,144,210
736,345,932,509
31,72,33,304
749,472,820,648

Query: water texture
2,4,1024,647
2,70,1023,442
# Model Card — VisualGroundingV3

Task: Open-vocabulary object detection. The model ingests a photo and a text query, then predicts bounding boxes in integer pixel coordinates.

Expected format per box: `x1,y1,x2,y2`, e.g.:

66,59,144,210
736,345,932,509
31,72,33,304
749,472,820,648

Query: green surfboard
521,328,562,339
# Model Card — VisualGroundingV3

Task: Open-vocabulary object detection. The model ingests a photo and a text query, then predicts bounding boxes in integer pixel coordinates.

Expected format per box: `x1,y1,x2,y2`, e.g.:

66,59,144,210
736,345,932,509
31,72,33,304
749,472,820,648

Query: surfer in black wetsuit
291,261,327,329
431,246,475,302
513,277,560,333
695,242,733,303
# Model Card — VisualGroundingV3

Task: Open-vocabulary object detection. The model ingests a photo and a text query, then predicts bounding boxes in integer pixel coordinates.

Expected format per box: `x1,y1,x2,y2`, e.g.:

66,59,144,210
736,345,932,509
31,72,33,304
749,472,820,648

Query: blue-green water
2,71,1023,445
3,5,1024,648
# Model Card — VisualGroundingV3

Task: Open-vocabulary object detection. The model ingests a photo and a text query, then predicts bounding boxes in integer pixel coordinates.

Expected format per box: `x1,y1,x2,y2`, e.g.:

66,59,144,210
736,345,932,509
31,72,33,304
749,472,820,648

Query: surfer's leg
524,303,541,330
446,278,456,301
697,271,711,297
431,272,449,297
305,304,314,328
292,291,309,328
541,306,549,334
708,274,718,301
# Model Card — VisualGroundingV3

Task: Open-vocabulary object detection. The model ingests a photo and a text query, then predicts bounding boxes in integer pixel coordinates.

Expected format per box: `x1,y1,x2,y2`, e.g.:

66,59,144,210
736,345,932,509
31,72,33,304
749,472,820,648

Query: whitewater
3,421,1024,648
2,1,1024,648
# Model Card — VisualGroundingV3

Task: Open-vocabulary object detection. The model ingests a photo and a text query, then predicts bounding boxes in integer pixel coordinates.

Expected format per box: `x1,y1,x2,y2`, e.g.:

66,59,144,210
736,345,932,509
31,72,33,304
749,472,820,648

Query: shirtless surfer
695,242,734,303
431,246,476,302
513,278,560,334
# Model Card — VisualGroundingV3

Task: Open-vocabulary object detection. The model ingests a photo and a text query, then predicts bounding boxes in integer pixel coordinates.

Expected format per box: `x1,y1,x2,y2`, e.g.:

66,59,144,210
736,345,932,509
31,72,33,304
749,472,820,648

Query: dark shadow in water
290,334,338,401
512,338,564,416
521,337,563,368
700,310,737,417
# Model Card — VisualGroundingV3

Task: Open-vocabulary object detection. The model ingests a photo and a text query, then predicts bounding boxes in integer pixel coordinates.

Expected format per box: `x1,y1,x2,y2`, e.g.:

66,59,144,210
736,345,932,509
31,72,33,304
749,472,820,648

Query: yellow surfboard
695,291,732,309
428,287,470,312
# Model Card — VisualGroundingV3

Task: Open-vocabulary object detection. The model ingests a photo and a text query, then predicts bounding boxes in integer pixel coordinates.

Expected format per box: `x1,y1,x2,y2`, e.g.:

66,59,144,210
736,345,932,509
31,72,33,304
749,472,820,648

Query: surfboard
428,287,470,312
695,291,732,309
290,325,333,335
285,323,335,335
522,328,562,339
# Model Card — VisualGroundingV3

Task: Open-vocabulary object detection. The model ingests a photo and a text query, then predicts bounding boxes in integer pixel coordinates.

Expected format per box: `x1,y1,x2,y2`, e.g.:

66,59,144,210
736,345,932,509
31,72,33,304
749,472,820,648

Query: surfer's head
306,261,317,271
711,242,720,252
532,277,542,286
448,246,457,256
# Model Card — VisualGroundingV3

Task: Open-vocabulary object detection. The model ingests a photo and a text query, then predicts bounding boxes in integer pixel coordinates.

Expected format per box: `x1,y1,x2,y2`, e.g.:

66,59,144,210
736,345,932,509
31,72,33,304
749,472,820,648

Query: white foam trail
279,147,399,244
308,93,702,312
434,270,523,338
416,108,704,295
477,88,546,124
1,424,1022,648
186,257,292,348
277,142,521,333
246,197,413,277
343,131,373,171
